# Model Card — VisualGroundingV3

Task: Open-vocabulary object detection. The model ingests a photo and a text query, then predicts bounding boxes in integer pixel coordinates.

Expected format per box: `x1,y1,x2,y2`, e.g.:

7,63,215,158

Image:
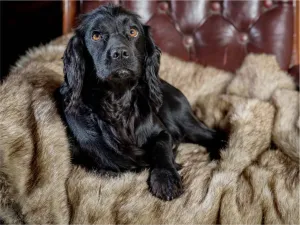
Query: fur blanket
0,35,299,224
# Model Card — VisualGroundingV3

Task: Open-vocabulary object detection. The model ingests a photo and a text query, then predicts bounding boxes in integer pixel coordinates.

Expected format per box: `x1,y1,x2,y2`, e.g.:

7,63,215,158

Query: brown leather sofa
62,0,299,81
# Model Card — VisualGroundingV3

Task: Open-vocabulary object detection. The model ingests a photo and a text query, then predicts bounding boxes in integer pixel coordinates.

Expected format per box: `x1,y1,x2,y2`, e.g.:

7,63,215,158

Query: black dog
57,5,226,201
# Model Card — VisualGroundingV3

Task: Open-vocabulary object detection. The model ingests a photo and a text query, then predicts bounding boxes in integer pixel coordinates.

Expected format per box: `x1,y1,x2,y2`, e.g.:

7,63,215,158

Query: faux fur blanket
0,35,299,224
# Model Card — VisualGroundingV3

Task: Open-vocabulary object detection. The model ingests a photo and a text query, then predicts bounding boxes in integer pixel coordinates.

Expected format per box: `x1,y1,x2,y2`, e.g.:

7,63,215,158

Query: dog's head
63,5,162,112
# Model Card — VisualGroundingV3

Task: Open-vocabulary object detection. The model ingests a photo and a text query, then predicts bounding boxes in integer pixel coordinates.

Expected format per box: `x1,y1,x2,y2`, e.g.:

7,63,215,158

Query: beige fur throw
0,35,299,224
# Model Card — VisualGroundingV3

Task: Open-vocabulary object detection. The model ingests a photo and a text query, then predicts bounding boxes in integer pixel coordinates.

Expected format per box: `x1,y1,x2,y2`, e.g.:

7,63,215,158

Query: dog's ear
62,34,86,112
143,25,163,113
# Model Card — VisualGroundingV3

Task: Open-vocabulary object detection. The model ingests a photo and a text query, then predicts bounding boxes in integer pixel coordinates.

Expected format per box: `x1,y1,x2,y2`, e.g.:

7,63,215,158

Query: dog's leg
182,113,217,144
182,113,228,159
145,130,183,201
159,80,227,159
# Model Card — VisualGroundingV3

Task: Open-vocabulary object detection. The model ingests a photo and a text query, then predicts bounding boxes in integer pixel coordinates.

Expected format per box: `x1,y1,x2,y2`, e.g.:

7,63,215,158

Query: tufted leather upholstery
64,0,298,72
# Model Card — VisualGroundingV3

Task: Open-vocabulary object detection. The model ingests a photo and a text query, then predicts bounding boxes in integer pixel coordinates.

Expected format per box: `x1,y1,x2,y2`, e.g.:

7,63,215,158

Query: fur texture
227,54,296,100
272,89,299,162
0,62,70,223
0,36,298,224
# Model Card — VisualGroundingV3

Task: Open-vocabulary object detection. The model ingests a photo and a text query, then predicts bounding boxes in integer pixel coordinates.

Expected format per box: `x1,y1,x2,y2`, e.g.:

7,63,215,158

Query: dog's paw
148,168,183,201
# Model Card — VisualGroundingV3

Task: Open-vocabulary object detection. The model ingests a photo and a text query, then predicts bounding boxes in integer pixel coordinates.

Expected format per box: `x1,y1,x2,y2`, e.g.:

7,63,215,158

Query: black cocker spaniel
57,5,226,201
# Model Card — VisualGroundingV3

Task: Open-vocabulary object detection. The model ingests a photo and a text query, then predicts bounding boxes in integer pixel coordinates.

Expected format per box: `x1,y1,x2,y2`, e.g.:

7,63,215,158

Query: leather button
211,2,221,12
264,0,273,8
158,2,169,12
183,36,194,47
238,32,249,44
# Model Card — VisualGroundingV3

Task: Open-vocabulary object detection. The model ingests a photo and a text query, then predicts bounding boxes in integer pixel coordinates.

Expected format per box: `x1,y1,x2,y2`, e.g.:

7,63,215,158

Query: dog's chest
99,109,152,151
72,89,155,170
91,114,152,170
95,90,153,146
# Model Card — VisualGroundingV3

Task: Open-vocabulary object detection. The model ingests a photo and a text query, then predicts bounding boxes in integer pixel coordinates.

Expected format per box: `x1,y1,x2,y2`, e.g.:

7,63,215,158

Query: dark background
1,1,63,80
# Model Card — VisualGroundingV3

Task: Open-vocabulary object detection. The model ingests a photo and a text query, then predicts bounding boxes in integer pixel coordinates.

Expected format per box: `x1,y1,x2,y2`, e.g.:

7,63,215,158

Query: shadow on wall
0,1,62,81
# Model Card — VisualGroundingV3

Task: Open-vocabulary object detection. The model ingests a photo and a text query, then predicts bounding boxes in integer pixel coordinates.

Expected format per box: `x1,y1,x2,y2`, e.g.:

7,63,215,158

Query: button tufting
264,0,273,8
238,32,249,44
183,36,194,47
158,2,169,12
79,0,294,72
211,2,221,12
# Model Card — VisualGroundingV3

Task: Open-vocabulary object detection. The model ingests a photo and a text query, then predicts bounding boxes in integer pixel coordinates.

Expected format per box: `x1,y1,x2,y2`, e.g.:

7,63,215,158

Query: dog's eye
92,32,102,41
129,28,138,38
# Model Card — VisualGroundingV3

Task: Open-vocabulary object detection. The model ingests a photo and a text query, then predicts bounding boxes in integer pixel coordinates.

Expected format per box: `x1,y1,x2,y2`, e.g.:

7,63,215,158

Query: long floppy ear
62,34,86,112
143,25,163,113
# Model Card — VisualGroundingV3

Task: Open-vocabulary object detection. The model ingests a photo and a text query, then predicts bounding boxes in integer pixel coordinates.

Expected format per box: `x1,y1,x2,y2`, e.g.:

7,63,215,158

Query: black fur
57,5,226,201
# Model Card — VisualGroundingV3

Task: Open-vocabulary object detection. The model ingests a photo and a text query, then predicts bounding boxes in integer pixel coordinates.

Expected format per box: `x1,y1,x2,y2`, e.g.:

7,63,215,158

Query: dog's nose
111,47,130,59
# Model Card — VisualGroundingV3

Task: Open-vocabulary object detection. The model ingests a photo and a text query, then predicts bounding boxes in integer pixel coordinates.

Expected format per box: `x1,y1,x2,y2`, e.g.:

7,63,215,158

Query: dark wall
0,1,62,80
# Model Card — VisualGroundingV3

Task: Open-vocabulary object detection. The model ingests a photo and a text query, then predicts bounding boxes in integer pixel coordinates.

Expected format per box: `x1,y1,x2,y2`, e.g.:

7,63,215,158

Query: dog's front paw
148,168,183,201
